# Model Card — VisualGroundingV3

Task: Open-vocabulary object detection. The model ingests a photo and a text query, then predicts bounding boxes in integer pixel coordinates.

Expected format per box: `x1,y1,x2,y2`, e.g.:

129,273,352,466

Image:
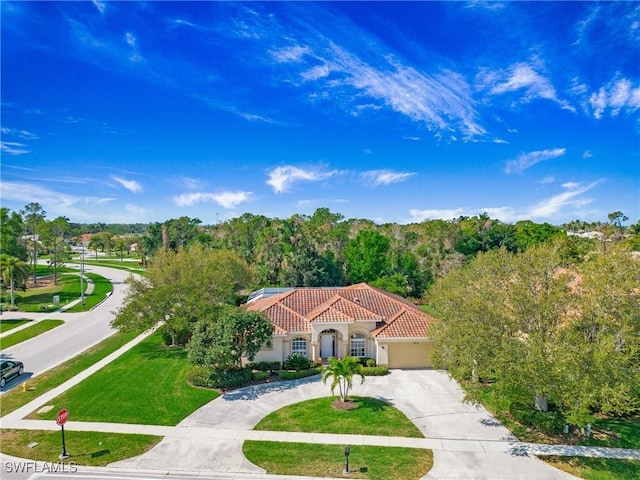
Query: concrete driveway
111,369,579,479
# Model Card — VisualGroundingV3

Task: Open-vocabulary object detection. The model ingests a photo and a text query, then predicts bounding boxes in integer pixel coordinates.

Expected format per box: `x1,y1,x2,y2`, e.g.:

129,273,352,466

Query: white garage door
388,342,433,369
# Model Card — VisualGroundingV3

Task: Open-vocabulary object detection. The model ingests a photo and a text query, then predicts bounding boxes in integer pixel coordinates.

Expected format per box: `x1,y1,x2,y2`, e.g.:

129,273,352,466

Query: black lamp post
344,446,350,474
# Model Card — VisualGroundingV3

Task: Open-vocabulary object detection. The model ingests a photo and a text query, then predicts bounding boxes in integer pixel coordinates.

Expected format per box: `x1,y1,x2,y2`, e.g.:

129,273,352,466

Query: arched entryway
319,329,338,358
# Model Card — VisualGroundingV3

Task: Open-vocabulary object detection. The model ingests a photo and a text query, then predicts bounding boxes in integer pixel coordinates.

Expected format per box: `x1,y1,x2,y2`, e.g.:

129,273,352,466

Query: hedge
278,367,322,380
247,361,282,372
360,366,388,376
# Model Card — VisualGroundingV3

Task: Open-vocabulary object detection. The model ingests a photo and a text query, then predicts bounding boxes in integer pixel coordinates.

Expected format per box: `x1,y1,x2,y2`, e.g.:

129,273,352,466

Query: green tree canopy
344,229,390,284
187,307,273,369
111,244,253,345
321,356,364,402
429,243,640,426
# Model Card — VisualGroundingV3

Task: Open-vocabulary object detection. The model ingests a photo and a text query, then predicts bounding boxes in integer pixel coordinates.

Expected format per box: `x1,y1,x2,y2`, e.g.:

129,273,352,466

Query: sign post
56,408,70,460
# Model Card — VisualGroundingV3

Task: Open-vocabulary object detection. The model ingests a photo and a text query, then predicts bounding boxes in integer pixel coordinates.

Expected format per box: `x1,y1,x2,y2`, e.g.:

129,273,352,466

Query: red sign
56,408,69,426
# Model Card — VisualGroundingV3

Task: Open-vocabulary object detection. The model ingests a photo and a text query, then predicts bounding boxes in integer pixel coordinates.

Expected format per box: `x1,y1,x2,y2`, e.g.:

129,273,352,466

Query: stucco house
244,283,437,369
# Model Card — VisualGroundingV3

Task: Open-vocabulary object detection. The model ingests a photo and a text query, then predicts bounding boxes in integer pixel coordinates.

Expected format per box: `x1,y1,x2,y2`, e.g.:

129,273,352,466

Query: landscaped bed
254,396,424,438
243,441,433,479
29,330,219,425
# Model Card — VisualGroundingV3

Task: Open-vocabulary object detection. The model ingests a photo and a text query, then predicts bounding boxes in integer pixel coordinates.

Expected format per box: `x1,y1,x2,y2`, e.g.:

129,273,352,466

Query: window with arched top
291,337,308,357
350,333,366,358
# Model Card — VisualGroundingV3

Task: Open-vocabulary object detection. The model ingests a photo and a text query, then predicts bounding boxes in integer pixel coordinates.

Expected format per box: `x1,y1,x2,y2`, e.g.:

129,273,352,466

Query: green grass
0,320,64,350
243,441,433,479
0,319,30,333
63,273,113,312
543,456,640,480
75,258,145,274
478,383,640,448
17,274,83,312
0,429,162,467
31,331,219,425
0,330,140,418
254,396,423,438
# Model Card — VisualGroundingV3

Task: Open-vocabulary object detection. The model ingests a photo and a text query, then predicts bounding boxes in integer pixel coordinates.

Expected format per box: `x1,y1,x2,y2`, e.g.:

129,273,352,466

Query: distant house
244,283,436,369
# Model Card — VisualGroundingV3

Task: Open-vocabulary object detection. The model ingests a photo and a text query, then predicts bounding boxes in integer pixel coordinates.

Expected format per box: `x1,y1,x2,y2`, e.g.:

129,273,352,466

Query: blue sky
1,1,639,226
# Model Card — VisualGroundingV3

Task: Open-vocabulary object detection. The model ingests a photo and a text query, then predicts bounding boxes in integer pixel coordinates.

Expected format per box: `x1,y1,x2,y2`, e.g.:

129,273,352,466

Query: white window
291,337,308,356
350,333,366,358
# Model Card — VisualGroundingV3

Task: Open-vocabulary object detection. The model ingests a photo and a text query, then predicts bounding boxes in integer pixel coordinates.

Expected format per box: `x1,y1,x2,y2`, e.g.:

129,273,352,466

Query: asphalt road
0,265,139,394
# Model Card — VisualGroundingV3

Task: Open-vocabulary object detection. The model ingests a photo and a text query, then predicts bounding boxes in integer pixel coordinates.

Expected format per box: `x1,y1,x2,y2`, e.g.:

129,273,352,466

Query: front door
320,334,335,358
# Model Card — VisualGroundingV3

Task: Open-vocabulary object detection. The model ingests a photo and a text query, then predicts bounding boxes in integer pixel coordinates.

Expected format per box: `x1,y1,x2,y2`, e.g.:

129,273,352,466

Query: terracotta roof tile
245,283,435,339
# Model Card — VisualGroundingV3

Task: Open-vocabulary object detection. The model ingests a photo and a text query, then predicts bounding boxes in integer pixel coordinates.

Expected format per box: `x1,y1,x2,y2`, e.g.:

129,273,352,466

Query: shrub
360,366,388,376
248,361,282,372
284,353,314,371
366,358,376,367
509,402,566,434
252,371,270,381
209,367,252,390
187,366,213,388
278,367,322,380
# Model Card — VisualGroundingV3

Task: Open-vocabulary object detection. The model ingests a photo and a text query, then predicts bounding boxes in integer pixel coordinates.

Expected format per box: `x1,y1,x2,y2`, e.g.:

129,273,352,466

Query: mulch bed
332,399,359,411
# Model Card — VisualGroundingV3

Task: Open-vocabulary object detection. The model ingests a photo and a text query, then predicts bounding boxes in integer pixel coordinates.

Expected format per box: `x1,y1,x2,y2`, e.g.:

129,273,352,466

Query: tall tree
344,228,390,284
112,244,253,345
20,202,46,285
0,208,28,260
43,216,70,285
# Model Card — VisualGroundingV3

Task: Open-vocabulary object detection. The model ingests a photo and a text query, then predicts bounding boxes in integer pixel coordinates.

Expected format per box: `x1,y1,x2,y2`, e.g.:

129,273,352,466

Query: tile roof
245,283,435,339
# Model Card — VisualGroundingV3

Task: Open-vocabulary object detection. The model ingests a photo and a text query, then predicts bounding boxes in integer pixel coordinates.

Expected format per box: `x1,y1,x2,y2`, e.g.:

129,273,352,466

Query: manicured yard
0,429,162,467
543,456,640,480
18,274,82,312
0,330,140,417
0,320,64,350
63,273,114,312
243,441,433,479
254,396,423,438
0,319,30,333
31,331,219,425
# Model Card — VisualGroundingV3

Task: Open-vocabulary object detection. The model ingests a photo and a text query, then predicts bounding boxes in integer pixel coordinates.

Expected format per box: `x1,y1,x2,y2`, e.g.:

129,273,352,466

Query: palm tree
321,356,364,402
0,254,30,308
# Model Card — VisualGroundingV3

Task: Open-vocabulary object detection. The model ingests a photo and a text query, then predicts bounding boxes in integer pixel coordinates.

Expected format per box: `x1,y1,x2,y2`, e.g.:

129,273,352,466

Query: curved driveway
112,370,580,480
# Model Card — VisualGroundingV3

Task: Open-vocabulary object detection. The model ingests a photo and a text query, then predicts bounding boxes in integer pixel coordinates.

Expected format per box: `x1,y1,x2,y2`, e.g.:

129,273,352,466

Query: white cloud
1,141,30,155
266,165,337,193
528,181,600,218
480,62,572,110
174,191,252,209
270,45,310,63
589,77,640,119
505,148,566,174
538,176,556,184
403,136,421,141
111,175,143,193
408,208,467,222
583,150,593,159
92,1,105,14
0,181,115,220
301,64,331,81
362,170,415,186
124,32,142,63
1,127,38,139
179,177,203,190
408,206,517,223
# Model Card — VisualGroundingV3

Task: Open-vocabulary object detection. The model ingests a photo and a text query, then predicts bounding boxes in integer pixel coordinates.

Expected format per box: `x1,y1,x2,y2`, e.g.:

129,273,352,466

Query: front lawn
254,396,423,438
18,274,82,312
1,330,139,418
243,441,433,479
543,456,640,480
0,429,161,467
31,331,219,425
0,320,64,350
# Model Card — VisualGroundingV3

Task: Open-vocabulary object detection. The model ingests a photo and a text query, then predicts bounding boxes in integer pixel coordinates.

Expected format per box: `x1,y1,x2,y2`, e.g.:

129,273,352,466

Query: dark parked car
0,360,24,387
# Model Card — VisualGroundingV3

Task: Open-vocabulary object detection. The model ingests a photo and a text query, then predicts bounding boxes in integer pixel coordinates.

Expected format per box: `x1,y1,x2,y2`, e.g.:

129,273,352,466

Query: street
0,265,139,394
